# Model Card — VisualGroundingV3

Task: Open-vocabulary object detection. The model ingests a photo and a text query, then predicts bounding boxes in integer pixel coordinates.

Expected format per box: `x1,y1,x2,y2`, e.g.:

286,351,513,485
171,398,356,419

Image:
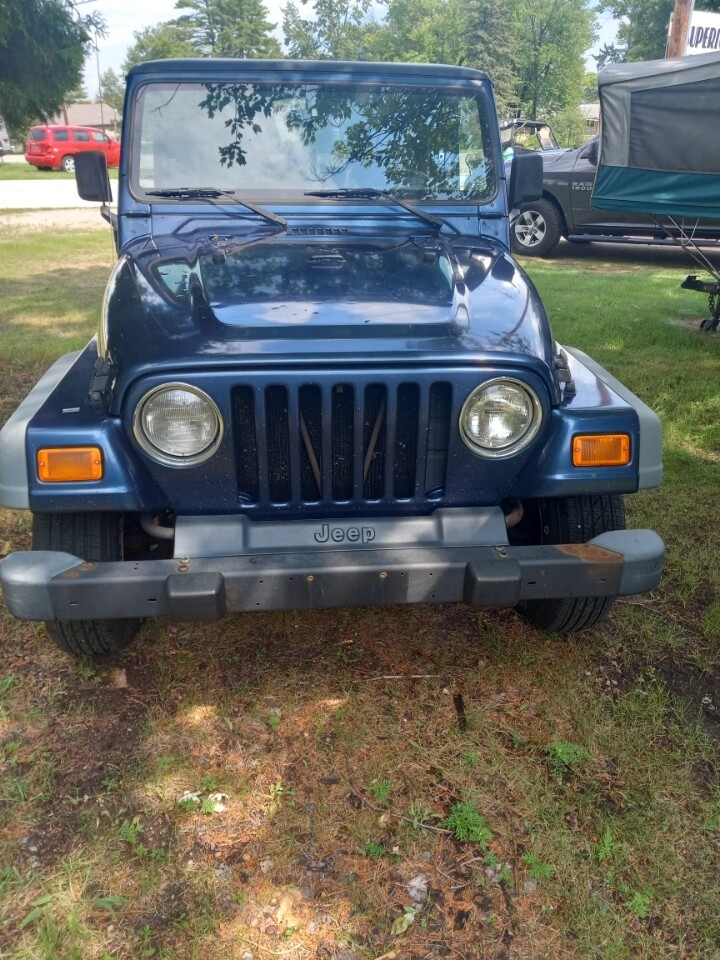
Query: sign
686,10,720,54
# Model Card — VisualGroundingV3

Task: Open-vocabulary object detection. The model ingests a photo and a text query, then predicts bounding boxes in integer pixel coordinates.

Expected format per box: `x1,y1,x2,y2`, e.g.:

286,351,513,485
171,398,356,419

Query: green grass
0,162,118,181
0,233,719,959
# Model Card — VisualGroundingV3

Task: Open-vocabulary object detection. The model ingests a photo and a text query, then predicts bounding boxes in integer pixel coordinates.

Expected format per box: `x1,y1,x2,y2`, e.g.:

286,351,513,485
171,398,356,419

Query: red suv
24,125,120,173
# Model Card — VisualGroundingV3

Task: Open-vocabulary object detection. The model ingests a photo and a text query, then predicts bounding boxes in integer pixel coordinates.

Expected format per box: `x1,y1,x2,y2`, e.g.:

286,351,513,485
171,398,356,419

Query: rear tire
32,513,141,656
60,155,75,173
515,495,626,633
511,198,563,257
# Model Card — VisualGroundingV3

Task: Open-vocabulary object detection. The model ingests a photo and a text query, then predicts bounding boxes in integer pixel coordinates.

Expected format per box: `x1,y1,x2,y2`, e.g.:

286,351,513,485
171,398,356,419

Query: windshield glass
131,81,498,202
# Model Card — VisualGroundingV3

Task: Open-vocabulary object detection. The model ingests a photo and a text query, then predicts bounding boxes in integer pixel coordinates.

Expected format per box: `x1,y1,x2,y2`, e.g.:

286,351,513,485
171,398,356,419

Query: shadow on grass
1,600,718,959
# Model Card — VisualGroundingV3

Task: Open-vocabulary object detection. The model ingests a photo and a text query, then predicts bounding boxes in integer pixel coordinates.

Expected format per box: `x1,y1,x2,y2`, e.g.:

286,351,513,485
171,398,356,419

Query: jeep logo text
314,524,376,544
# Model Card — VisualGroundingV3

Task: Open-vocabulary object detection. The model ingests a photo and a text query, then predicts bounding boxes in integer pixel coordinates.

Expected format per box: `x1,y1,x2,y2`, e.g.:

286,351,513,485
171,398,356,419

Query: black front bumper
0,530,664,623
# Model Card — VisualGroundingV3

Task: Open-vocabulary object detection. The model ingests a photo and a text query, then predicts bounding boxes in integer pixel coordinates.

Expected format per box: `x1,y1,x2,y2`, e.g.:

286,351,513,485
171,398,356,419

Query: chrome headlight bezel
133,382,224,467
459,377,542,458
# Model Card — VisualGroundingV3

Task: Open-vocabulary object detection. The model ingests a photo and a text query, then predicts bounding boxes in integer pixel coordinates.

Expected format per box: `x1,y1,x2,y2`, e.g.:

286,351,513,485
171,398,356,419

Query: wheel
514,495,626,633
511,198,562,256
32,513,141,656
60,155,75,173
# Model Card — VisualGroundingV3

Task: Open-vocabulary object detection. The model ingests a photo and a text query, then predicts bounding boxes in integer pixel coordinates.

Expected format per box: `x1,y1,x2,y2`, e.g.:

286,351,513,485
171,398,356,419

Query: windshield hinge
553,349,576,399
88,357,113,409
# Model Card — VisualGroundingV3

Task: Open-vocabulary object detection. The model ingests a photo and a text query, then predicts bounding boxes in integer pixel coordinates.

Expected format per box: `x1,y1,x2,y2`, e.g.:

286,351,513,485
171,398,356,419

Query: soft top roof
128,58,490,84
592,52,720,219
598,50,720,87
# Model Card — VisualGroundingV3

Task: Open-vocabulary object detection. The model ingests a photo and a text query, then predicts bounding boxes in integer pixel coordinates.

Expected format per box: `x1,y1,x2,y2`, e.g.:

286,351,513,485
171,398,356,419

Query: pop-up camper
592,52,720,329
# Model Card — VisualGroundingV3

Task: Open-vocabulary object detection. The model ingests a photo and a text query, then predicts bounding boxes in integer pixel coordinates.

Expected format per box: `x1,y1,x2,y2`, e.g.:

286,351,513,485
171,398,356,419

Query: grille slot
332,385,355,501
265,386,291,502
232,377,451,510
236,385,259,503
425,382,452,497
394,383,420,499
299,385,322,500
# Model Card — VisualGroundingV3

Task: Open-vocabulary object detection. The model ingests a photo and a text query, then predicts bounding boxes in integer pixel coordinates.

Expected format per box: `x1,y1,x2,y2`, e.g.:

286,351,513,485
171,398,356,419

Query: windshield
131,81,498,202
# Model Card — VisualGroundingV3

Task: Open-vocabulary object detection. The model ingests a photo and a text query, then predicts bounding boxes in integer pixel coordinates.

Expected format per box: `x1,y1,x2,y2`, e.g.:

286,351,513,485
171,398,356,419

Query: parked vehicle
500,118,560,160
24,124,120,173
511,137,720,256
0,59,664,656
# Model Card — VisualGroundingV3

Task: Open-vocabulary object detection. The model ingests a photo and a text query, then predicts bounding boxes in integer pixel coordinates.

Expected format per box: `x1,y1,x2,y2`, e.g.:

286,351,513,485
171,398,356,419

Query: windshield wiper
145,188,287,227
304,188,460,235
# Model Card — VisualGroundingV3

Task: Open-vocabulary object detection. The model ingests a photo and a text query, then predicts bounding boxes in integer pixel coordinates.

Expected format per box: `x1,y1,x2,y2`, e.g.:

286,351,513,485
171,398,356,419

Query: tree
122,22,197,72
0,0,103,129
174,0,281,57
464,0,519,116
283,0,379,59
98,69,125,115
65,85,89,103
372,0,466,65
599,0,720,63
550,104,588,145
581,70,599,101
510,0,596,118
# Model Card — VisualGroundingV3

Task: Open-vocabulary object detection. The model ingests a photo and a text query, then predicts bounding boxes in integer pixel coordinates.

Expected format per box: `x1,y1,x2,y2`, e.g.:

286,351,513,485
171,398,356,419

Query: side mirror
75,151,112,203
580,139,598,165
508,152,543,209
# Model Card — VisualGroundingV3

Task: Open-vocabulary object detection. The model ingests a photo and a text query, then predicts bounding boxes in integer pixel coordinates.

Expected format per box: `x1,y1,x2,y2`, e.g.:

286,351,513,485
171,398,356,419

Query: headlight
460,378,542,457
134,383,223,466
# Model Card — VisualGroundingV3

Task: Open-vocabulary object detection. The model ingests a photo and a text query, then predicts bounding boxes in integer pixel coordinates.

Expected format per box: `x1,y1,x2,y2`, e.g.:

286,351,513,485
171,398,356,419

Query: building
50,101,120,136
579,102,600,140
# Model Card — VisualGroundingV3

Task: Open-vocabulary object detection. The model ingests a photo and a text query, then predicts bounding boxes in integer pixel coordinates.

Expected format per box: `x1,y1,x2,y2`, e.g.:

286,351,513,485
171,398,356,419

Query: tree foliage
123,22,197,72
98,69,125,115
464,0,518,116
510,0,596,118
175,0,281,57
283,0,379,59
0,0,102,128
123,0,280,70
599,0,720,63
370,0,466,65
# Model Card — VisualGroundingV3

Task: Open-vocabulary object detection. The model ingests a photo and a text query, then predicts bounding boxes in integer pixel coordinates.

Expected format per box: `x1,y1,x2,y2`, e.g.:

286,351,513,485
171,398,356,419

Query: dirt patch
0,208,108,232
655,656,720,739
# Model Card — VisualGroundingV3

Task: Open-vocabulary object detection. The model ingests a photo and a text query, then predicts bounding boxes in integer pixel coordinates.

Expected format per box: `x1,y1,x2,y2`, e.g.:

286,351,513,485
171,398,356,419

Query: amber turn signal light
37,447,103,482
572,434,630,467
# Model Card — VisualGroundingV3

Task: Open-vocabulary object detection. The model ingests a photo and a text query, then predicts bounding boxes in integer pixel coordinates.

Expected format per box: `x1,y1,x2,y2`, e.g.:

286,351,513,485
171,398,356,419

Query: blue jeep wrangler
0,60,664,655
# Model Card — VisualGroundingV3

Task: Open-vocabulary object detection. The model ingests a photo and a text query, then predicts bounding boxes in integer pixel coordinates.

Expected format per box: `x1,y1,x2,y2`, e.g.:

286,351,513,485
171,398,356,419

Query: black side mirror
580,139,598,165
508,152,543,209
75,151,112,203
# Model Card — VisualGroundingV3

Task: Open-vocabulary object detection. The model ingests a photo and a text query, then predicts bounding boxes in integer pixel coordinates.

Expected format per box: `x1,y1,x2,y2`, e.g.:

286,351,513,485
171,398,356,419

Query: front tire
32,513,141,656
515,495,626,634
511,198,562,257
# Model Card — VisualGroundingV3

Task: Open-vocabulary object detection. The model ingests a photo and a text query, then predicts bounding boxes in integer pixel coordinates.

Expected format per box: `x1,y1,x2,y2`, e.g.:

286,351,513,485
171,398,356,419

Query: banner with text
686,10,720,54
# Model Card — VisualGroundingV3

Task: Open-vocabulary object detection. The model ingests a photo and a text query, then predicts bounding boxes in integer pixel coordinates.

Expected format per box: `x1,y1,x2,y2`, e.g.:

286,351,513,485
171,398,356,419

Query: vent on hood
289,226,349,236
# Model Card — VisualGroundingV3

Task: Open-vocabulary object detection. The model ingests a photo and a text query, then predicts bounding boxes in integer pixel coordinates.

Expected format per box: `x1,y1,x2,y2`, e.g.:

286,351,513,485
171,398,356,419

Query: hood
104,228,556,400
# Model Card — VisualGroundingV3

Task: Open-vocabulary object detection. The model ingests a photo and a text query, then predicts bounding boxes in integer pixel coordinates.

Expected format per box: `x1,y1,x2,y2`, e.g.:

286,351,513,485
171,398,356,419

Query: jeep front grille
232,379,452,508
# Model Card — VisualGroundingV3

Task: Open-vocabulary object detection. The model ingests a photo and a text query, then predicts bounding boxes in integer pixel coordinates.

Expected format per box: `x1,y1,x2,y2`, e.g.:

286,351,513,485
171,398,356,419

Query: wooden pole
666,0,695,57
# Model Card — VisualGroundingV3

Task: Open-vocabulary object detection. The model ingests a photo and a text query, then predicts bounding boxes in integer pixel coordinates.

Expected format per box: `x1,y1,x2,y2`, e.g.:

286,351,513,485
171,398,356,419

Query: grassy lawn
0,163,118,182
0,232,718,960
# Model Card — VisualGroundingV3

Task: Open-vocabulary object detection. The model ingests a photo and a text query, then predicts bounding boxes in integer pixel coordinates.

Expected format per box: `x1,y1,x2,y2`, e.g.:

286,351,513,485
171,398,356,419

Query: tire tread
33,513,140,656
517,495,625,634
